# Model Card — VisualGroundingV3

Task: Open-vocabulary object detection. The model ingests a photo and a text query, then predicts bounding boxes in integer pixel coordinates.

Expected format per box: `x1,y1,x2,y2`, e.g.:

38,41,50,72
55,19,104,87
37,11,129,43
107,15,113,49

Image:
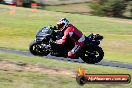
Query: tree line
89,0,132,17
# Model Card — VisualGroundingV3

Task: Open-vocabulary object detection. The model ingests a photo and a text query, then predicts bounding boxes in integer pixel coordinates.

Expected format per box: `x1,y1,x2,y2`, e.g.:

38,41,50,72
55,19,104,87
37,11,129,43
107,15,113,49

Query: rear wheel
29,40,49,56
80,46,104,64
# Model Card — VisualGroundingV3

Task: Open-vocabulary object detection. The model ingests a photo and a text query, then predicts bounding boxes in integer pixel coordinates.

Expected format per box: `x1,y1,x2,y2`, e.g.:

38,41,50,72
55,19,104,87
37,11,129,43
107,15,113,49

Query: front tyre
81,46,104,64
29,40,49,56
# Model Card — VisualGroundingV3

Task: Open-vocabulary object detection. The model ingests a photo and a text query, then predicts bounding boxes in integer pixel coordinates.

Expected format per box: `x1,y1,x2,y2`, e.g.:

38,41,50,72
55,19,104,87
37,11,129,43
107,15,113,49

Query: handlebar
49,38,57,44
50,26,59,30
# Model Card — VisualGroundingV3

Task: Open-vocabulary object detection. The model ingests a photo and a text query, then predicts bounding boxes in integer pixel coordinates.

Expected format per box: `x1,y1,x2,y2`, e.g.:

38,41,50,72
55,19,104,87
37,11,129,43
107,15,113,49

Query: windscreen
36,26,52,37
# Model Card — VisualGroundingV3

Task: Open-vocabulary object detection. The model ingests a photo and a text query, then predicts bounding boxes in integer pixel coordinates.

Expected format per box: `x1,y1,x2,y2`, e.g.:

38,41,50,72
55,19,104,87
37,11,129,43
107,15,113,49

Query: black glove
52,26,58,30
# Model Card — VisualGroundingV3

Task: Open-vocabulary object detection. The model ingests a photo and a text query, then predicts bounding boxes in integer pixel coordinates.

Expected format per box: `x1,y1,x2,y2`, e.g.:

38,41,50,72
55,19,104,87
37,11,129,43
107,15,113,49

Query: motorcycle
29,26,104,64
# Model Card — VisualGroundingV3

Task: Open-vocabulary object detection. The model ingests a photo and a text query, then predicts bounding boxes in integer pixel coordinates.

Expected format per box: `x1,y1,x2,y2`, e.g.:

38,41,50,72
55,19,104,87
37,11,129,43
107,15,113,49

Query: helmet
57,18,69,31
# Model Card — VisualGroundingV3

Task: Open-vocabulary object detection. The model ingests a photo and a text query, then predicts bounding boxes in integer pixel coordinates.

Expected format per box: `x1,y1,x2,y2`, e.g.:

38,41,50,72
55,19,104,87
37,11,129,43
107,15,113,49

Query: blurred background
0,0,132,18
0,0,132,65
0,0,132,88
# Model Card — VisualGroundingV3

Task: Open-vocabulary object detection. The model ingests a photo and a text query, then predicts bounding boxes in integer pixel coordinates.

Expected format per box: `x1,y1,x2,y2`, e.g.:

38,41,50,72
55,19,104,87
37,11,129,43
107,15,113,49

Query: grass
44,2,132,18
0,4,132,64
0,52,132,88
44,3,91,14
34,0,90,5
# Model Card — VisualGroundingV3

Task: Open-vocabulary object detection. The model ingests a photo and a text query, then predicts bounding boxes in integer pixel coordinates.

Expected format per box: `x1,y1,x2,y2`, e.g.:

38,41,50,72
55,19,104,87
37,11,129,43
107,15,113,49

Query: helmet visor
57,23,65,30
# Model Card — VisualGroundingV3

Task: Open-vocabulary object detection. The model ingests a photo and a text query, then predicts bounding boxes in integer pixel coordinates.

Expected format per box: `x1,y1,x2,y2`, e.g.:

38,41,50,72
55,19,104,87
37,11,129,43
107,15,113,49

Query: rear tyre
80,46,104,64
29,40,49,56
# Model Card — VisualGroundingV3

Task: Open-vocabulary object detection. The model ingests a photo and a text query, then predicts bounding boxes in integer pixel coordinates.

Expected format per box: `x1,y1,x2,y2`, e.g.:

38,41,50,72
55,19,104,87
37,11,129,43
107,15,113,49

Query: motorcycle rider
56,18,85,59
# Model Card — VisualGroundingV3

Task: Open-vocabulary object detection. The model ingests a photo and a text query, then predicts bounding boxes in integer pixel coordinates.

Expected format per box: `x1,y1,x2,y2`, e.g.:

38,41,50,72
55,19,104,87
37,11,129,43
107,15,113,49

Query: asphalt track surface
0,48,132,69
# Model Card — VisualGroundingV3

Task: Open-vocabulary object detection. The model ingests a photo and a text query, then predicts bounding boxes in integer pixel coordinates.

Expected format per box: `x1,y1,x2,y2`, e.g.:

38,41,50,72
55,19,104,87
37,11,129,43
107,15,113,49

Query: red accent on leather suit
56,24,85,58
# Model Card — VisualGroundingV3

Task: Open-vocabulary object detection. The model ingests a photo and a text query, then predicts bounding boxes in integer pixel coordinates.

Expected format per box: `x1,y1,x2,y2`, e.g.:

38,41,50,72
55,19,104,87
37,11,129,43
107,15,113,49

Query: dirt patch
0,60,76,77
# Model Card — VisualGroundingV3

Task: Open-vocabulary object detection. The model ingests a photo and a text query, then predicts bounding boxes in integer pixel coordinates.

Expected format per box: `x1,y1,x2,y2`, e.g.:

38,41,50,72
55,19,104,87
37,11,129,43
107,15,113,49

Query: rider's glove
53,26,58,30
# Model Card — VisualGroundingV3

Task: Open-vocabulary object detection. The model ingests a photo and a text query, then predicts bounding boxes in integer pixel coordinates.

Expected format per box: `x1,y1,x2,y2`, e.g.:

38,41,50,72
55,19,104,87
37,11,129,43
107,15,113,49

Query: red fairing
56,24,85,47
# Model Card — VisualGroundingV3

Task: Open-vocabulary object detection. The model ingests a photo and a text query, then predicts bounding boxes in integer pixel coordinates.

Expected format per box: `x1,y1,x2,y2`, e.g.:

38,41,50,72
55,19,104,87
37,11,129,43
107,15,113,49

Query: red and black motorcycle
29,26,104,64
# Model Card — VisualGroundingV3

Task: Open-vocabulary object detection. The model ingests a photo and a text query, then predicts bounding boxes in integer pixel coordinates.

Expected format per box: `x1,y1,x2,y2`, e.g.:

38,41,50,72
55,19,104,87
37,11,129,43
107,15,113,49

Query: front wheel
29,40,49,56
80,46,104,64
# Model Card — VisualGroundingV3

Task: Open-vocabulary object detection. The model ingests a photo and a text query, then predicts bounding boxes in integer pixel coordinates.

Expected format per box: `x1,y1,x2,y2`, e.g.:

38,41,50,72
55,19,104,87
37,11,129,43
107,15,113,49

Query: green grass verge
44,3,91,14
0,52,132,88
0,5,132,64
35,0,90,5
